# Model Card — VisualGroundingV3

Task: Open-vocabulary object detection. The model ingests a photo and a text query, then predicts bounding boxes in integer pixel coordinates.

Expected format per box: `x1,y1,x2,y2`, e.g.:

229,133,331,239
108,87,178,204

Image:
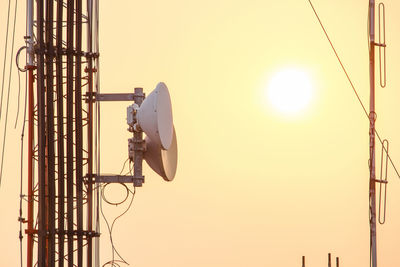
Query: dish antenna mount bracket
89,83,177,186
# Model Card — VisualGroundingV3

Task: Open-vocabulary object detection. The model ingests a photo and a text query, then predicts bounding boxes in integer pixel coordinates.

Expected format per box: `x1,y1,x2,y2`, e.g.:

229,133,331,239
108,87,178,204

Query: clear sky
1,0,400,266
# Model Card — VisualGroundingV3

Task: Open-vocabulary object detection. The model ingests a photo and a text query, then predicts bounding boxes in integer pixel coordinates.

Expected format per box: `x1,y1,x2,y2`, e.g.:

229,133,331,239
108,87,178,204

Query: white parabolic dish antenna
137,82,173,150
145,127,178,181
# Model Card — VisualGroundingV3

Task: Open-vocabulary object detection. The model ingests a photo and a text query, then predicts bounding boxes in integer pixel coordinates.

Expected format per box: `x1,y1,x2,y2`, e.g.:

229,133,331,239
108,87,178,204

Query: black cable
101,158,131,206
306,0,400,179
100,185,136,266
119,158,129,175
100,161,136,267
15,46,27,73
18,56,28,267
102,259,125,267
14,46,27,129
0,0,19,185
18,154,23,267
101,183,129,206
14,69,21,129
17,43,28,267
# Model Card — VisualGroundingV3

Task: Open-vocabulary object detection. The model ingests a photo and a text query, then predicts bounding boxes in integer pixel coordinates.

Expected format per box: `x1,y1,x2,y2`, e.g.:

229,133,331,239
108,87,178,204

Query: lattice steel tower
25,0,100,266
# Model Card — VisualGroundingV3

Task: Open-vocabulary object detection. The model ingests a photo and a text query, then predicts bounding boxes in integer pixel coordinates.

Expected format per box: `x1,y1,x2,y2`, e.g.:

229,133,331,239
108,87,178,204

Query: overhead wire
306,0,400,179
0,0,19,186
0,0,13,120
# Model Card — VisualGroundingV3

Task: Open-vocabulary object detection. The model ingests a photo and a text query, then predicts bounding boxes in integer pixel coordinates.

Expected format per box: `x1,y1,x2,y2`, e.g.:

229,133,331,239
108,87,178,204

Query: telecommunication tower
22,0,178,266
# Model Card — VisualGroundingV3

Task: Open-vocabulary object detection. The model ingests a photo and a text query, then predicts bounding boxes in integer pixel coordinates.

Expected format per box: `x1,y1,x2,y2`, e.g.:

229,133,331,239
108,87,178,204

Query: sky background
1,0,400,266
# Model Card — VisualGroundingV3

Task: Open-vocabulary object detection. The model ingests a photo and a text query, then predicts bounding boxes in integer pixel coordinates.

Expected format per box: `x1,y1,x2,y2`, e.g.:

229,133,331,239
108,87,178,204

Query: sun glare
265,68,314,116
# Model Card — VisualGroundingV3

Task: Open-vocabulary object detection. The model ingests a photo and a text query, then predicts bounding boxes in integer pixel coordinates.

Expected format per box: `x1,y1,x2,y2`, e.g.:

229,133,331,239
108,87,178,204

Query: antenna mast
25,0,99,266
23,1,177,266
368,0,378,266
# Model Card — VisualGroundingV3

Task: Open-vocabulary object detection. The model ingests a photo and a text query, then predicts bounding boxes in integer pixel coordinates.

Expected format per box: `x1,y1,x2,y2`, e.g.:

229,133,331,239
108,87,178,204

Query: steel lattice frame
26,0,99,266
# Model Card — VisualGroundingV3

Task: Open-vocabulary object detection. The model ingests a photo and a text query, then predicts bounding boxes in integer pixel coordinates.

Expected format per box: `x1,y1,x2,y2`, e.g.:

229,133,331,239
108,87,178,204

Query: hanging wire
15,46,27,73
0,0,13,121
100,161,136,267
306,0,400,179
18,117,24,267
17,20,29,266
18,63,28,267
102,260,127,267
101,183,129,206
14,46,27,129
0,0,19,185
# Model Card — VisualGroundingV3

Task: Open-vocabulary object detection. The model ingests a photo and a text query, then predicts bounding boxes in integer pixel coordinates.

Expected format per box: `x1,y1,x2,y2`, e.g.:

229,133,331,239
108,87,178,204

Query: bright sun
265,68,314,116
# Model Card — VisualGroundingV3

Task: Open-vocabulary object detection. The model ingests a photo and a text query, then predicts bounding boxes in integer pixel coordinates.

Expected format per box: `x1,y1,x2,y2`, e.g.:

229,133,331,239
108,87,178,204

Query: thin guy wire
307,0,368,117
0,0,13,120
0,0,19,185
306,0,400,179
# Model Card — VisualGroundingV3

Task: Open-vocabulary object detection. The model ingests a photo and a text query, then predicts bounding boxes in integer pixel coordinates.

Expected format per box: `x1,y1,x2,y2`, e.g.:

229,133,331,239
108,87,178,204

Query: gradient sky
1,0,400,266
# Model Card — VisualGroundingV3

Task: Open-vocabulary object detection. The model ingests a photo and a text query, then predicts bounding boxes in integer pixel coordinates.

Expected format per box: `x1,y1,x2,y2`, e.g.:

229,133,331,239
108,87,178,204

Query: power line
306,0,400,179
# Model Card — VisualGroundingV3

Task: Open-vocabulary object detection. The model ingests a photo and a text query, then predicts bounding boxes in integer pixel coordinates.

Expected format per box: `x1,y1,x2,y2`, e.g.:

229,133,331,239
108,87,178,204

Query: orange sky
1,0,400,266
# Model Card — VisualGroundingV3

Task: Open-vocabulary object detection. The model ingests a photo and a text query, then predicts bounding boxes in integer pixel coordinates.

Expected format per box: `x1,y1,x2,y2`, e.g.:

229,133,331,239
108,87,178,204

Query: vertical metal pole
27,65,34,267
36,0,46,265
368,1,378,267
94,1,100,265
56,0,65,265
45,0,56,265
66,0,75,265
302,256,305,267
86,0,94,265
75,0,84,265
26,1,35,266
